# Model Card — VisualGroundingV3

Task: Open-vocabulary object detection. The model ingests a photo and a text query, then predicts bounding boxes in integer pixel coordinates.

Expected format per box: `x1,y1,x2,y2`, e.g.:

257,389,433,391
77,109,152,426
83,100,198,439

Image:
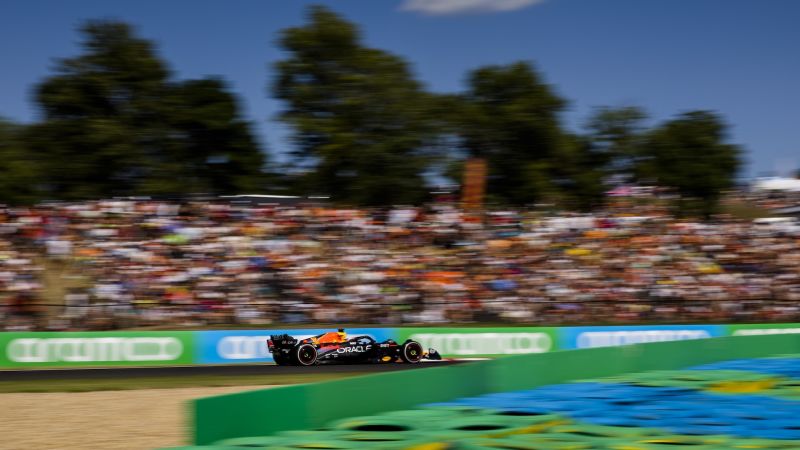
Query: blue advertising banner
196,328,397,364
559,324,726,350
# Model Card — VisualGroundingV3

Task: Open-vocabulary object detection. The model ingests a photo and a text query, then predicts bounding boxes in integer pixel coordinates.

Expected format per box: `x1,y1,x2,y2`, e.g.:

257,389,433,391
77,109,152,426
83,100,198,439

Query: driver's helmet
318,329,347,344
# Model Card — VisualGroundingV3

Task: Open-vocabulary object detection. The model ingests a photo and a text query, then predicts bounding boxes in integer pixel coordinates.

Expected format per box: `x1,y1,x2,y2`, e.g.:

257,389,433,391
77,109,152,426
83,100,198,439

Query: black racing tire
400,340,424,364
295,343,318,366
273,352,291,366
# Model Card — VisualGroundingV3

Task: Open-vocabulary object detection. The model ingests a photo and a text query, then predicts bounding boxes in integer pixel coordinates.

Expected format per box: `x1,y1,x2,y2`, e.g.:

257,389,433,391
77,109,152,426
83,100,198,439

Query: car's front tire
400,340,423,364
295,343,318,366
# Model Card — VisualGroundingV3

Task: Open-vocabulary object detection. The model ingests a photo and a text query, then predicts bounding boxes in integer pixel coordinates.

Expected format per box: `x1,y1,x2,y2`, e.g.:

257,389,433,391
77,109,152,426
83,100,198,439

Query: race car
267,329,441,366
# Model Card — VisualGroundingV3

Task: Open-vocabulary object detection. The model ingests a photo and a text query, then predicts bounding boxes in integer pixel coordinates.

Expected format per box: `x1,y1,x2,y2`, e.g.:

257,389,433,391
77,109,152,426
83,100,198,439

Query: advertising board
7,322,800,369
0,331,194,368
726,323,800,336
559,324,725,349
396,327,559,357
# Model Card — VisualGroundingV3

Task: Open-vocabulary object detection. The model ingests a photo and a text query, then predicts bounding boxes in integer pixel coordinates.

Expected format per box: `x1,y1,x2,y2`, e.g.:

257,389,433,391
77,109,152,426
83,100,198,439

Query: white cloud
401,0,546,15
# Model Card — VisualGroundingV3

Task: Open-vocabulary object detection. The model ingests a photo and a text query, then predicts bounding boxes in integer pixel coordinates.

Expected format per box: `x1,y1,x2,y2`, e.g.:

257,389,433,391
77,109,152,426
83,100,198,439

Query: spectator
1,197,800,330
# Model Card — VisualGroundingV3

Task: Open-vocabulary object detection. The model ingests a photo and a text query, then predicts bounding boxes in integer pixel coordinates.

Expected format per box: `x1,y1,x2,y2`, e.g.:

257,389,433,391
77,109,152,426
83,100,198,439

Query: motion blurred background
4,2,800,449
1,0,799,331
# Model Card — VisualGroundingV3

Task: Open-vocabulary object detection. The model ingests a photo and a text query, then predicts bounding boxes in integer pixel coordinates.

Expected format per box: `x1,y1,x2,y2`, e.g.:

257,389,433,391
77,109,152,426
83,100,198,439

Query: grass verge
0,371,367,393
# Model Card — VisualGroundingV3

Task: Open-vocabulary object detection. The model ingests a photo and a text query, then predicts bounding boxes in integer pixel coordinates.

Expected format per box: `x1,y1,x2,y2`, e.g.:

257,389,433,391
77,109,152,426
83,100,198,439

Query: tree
30,21,170,199
166,78,267,194
0,119,42,204
643,111,742,217
555,134,607,211
274,6,436,205
30,20,267,199
584,106,648,182
455,62,568,205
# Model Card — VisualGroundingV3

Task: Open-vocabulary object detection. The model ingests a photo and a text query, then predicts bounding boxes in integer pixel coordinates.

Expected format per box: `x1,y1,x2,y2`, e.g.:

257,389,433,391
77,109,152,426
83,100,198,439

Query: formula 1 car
267,329,441,366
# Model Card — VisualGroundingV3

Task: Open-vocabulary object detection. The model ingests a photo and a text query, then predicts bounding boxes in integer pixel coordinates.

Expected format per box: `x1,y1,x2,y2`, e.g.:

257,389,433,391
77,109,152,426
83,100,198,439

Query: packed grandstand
2,192,800,332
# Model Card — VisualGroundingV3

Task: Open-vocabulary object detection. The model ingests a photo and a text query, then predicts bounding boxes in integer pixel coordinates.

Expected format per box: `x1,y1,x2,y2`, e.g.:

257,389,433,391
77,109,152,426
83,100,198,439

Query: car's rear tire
400,340,423,364
295,343,318,366
273,352,290,366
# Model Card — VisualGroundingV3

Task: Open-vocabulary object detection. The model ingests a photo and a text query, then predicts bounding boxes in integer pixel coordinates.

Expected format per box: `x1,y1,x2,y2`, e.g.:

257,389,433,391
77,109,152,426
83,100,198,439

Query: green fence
193,333,800,445
0,331,195,368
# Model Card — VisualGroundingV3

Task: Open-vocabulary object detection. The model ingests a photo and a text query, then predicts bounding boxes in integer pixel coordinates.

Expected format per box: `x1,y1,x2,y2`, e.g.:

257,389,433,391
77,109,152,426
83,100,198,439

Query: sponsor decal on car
336,345,372,353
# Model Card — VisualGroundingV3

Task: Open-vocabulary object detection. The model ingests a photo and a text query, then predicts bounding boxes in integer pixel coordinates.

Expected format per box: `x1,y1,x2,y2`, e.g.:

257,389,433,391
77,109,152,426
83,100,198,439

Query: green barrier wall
484,333,800,392
193,334,800,445
0,331,195,368
193,360,491,444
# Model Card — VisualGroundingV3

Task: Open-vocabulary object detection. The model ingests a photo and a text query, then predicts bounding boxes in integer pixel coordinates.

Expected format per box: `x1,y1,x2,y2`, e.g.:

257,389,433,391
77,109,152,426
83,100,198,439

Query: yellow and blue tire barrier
161,356,800,449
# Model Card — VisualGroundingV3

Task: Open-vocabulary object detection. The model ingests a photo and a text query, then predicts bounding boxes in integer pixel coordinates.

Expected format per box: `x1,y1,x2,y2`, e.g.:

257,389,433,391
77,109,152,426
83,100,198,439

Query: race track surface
0,360,462,381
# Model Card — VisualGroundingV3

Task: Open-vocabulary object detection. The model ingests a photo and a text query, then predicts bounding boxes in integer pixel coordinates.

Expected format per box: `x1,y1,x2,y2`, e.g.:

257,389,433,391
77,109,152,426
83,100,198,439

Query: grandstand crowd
2,195,800,331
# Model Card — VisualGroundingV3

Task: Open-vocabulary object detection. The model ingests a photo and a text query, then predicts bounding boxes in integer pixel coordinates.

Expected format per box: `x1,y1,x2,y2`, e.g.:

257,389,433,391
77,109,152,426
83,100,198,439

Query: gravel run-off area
0,385,273,450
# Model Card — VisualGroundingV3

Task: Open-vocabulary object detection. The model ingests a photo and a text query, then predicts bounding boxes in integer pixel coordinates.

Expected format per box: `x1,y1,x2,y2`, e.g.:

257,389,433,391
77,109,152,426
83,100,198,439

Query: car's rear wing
267,334,298,353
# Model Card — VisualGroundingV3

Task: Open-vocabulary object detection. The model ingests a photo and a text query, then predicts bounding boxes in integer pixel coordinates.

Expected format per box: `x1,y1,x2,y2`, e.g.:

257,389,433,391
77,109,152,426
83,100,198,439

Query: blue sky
2,0,798,177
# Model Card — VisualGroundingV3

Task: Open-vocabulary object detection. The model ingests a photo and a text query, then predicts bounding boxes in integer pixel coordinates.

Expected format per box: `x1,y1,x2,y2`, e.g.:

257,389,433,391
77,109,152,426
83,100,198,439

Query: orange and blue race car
267,329,441,366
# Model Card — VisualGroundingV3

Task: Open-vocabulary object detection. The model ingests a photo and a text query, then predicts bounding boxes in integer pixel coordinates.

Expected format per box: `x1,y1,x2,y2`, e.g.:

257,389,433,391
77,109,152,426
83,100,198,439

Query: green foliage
165,78,268,194
454,62,568,205
271,11,744,212
0,10,746,214
29,20,267,200
643,111,741,217
0,119,42,204
584,106,648,180
555,134,607,211
581,107,743,216
273,6,437,205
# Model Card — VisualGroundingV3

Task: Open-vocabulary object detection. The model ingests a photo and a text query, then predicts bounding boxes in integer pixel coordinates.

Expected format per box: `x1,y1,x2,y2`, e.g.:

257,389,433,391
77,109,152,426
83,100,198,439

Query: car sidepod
316,340,378,364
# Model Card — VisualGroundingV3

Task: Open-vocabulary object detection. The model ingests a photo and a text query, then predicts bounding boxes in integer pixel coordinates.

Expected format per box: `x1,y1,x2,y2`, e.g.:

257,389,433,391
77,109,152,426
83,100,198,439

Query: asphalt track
0,360,463,381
